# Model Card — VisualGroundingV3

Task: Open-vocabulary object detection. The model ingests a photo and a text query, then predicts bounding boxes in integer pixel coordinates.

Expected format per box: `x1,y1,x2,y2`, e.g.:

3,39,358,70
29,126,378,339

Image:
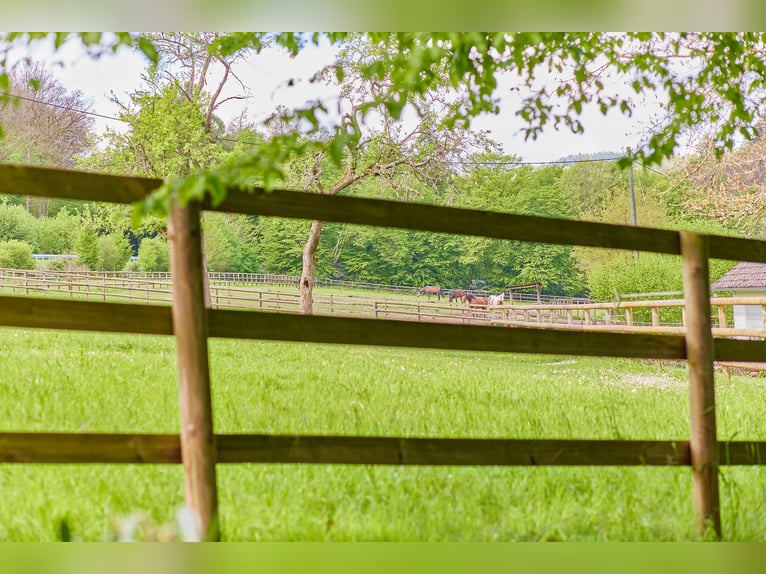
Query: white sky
7,35,665,164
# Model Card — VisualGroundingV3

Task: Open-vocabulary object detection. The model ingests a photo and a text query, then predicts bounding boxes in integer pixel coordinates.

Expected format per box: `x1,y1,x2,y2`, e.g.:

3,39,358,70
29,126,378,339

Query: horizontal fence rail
2,163,766,262
2,295,766,363
3,433,766,467
5,269,766,340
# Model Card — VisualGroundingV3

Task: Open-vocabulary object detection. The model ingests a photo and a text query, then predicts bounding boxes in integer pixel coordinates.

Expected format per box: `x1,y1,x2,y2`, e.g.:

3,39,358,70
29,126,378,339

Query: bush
586,252,684,324
0,240,34,269
0,203,39,247
36,208,80,254
74,226,99,269
137,237,169,272
587,252,682,302
97,233,132,271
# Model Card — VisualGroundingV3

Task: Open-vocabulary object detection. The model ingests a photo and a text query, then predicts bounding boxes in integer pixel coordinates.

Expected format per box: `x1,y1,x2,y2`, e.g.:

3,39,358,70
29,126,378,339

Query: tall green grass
1,328,765,540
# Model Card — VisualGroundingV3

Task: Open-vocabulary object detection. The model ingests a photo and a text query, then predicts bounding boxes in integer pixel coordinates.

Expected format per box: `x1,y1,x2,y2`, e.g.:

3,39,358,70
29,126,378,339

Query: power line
446,156,626,167
1,89,638,168
641,164,668,177
1,90,123,123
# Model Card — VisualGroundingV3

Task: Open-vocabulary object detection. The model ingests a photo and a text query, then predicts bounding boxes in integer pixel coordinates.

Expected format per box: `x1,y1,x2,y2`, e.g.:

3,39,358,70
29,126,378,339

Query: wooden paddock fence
5,267,766,335
2,163,766,541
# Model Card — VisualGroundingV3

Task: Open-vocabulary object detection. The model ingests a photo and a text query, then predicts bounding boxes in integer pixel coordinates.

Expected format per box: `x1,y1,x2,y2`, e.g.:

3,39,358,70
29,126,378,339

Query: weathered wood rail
2,163,766,540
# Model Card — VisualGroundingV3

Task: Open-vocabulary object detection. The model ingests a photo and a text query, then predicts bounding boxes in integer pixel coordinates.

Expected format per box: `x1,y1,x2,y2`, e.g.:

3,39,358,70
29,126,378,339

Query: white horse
488,293,505,306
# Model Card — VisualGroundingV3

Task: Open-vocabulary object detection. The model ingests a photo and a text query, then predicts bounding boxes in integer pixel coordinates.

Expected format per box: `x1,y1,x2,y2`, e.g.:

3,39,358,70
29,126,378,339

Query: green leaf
263,168,281,192
183,175,207,203
137,37,159,64
79,32,102,45
207,175,228,207
54,32,69,49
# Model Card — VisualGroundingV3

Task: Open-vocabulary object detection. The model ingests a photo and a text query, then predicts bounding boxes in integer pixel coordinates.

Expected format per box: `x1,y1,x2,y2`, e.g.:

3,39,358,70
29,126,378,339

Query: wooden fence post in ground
680,231,721,539
168,200,219,542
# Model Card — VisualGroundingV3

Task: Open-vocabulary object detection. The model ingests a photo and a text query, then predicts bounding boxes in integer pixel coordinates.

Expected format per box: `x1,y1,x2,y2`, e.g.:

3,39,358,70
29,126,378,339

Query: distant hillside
554,151,624,166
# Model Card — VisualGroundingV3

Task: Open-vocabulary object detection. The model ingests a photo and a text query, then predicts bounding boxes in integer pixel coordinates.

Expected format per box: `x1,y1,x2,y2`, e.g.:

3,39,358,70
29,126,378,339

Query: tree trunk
300,220,324,315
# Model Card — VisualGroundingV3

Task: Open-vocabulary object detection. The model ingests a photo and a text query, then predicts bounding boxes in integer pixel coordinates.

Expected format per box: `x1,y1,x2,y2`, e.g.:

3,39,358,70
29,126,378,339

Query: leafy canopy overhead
3,32,766,214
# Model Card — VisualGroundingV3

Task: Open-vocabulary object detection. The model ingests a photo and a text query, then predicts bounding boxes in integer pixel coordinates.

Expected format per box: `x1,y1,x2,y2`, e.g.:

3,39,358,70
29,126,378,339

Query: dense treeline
0,153,739,299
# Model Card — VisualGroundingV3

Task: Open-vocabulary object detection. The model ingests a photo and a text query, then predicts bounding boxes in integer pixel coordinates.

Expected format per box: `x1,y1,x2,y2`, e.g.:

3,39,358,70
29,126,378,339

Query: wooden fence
5,267,766,335
2,163,766,541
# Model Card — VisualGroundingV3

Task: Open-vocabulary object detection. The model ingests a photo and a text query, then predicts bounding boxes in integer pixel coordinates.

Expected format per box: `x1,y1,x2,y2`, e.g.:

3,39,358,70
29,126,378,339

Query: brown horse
448,289,468,305
416,285,442,301
466,293,490,309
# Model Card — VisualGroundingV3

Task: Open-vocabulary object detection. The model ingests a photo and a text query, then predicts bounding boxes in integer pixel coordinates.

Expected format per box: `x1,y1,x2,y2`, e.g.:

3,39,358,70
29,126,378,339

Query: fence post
168,199,219,542
717,306,727,329
680,231,721,539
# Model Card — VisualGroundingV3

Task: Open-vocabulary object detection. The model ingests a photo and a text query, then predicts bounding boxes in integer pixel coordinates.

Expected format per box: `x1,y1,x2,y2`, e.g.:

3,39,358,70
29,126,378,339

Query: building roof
711,262,766,291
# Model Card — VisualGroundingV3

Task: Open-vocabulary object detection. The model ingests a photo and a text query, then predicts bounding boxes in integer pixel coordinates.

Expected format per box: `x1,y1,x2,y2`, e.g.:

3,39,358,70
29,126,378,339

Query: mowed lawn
1,327,765,541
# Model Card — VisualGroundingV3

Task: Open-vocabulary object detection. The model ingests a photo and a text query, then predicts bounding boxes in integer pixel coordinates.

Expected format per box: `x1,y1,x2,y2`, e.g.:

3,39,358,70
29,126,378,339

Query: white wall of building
732,290,765,330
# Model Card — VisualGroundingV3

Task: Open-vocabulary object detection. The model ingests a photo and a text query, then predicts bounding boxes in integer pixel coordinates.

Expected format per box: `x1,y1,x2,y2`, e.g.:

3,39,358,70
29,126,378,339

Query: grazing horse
448,289,468,305
488,293,505,306
416,285,442,301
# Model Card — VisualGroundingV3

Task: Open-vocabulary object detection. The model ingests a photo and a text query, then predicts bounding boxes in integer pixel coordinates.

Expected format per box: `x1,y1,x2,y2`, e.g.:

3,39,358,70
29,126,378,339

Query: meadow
1,326,765,541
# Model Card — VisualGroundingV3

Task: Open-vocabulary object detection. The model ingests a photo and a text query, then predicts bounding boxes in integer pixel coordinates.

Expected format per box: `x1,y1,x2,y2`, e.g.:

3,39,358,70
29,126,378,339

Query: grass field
1,327,765,541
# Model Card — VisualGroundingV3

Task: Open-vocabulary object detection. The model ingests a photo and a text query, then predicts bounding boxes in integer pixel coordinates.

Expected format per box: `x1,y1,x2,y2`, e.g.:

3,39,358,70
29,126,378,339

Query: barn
710,261,766,331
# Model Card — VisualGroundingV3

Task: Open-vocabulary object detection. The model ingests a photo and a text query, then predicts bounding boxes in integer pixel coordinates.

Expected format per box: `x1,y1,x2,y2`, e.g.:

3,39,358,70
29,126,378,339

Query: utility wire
1,90,123,123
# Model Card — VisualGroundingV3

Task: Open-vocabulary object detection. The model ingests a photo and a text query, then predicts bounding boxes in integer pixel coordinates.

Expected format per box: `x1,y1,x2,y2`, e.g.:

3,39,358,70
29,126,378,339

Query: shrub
36,208,80,254
74,226,99,269
137,237,169,272
96,233,132,271
0,240,34,269
0,203,39,247
586,252,684,324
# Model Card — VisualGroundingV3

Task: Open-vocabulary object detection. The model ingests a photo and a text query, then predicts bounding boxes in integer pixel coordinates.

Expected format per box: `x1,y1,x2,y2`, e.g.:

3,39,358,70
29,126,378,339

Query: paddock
1,163,766,541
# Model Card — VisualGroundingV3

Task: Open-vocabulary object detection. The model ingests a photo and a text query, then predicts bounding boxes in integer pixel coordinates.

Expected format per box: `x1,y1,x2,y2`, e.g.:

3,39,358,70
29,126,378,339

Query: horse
488,293,505,306
448,289,468,305
416,285,442,301
466,293,490,309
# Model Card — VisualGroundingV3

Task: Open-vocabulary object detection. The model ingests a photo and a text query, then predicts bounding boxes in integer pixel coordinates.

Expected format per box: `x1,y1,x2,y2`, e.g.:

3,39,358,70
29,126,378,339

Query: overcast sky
9,35,665,164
